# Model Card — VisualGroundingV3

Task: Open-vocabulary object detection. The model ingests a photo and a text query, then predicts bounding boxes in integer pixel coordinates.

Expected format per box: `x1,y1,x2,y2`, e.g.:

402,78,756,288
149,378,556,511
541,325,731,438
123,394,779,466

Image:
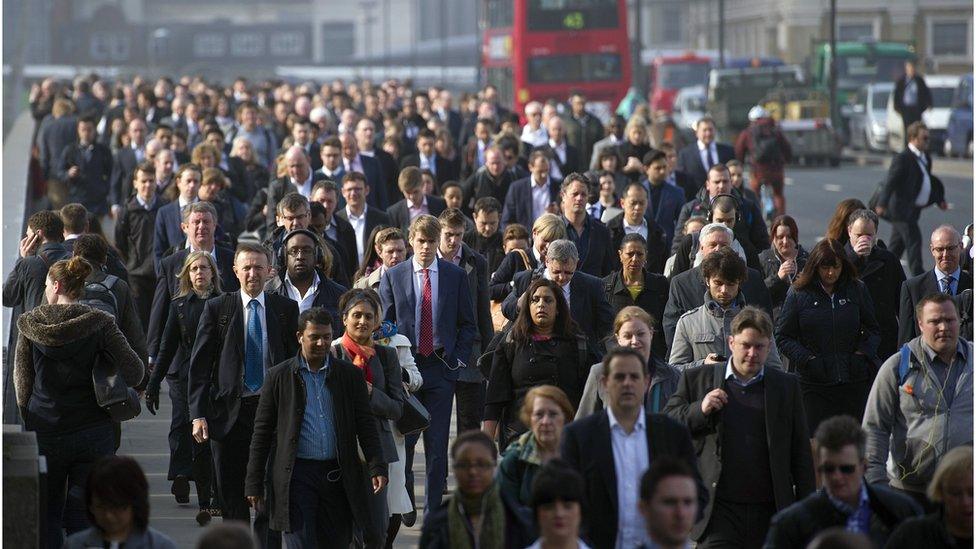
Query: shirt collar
607,404,646,433
285,270,320,293
413,257,438,273
697,140,713,151
407,195,427,210
64,233,81,241
136,195,155,209
438,247,463,265
298,351,330,374
346,204,367,220
934,266,961,282
827,482,869,516
292,171,313,189
531,174,549,188
240,289,266,310
908,143,925,158
919,338,968,365
543,268,571,291
725,358,765,386
623,218,648,231
548,139,565,151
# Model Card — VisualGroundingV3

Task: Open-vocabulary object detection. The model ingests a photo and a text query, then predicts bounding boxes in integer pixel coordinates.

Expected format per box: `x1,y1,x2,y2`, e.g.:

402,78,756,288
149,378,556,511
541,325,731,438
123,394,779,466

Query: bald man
247,145,328,236
339,132,387,209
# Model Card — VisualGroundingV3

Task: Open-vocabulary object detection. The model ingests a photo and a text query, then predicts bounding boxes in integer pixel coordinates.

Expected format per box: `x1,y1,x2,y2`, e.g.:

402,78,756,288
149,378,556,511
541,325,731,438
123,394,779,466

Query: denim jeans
36,422,115,549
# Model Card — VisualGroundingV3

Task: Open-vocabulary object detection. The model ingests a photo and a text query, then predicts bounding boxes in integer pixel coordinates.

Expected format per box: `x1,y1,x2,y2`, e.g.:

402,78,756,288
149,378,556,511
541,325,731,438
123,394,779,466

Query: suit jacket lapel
596,412,618,513
265,297,282,363
435,259,449,325
400,263,417,315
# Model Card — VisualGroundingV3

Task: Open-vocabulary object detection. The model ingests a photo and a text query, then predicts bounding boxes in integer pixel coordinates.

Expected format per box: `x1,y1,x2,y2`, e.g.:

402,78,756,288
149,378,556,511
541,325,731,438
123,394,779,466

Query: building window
838,22,874,41
194,34,226,58
322,22,355,60
90,32,130,62
269,31,305,57
230,33,264,57
930,20,969,57
661,4,682,43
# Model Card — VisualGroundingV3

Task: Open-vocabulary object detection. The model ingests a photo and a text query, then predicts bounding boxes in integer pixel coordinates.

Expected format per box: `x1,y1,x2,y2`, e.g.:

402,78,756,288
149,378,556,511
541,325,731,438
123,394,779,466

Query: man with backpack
735,106,792,217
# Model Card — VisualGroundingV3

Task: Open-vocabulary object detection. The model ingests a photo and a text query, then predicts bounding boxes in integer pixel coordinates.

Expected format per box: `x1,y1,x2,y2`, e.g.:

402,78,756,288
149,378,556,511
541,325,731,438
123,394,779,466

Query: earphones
707,193,743,224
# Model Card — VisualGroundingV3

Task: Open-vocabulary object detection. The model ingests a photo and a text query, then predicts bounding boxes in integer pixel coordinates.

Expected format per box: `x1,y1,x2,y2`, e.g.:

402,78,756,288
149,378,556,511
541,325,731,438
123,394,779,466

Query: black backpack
750,125,781,164
79,275,120,318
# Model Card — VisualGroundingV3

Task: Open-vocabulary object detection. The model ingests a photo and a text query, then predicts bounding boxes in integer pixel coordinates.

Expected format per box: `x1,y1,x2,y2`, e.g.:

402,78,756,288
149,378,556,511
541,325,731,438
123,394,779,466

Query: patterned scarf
447,482,506,549
340,332,374,384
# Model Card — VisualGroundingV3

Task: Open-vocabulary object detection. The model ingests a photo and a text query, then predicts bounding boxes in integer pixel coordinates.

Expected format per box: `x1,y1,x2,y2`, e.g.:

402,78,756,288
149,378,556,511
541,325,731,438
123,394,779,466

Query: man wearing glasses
764,416,921,547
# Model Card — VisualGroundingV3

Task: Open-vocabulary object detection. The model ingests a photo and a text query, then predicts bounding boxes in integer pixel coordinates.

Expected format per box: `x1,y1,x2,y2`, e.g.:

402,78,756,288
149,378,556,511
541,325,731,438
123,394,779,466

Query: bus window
526,0,619,31
527,53,622,83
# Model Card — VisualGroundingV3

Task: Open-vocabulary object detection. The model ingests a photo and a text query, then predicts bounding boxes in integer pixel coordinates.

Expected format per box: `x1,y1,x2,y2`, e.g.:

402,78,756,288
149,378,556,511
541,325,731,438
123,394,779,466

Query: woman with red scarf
330,288,406,549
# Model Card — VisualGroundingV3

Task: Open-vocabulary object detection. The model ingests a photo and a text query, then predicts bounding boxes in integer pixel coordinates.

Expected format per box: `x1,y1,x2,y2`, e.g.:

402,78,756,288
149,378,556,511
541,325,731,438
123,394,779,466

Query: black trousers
889,217,924,276
284,458,354,549
129,274,155,330
698,499,777,549
211,396,275,547
454,379,486,433
167,375,212,505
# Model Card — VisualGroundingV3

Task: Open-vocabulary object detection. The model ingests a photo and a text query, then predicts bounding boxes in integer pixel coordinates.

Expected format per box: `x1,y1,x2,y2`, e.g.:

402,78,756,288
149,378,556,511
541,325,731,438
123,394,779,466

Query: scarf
340,332,375,384
447,482,506,549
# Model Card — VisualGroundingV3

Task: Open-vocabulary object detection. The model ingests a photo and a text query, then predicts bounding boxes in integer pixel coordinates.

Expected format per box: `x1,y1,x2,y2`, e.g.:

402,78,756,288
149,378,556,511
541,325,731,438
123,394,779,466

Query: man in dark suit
249,146,328,237
664,307,815,547
310,180,359,282
462,146,516,217
460,118,494,180
336,172,392,268
663,225,773,348
674,164,769,255
287,118,322,172
316,135,346,183
37,98,78,181
154,164,202,264
355,118,400,205
59,203,129,283
147,202,238,381
437,209,492,433
605,181,669,274
561,347,706,549
109,118,148,216
399,128,457,187
340,132,388,210
676,116,735,192
465,197,507,275
434,89,463,144
501,239,613,349
188,242,299,541
535,116,582,180
641,149,688,250
57,117,112,216
378,214,476,514
387,166,448,233
244,307,387,549
893,60,933,148
502,150,559,230
114,161,166,329
559,173,615,277
876,122,947,276
898,225,973,344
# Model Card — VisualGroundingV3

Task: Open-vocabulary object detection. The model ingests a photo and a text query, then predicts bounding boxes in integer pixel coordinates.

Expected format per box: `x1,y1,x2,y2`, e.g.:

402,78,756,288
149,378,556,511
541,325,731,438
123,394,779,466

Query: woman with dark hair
483,278,596,446
526,460,591,549
602,234,669,360
775,239,881,430
330,288,406,548
419,430,534,549
145,251,222,525
759,214,809,312
824,198,867,244
13,257,144,547
62,456,176,548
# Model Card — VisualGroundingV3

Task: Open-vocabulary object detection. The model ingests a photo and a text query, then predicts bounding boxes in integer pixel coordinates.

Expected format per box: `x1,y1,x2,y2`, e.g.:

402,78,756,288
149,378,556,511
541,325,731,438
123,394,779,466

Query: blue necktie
941,275,955,294
244,299,264,392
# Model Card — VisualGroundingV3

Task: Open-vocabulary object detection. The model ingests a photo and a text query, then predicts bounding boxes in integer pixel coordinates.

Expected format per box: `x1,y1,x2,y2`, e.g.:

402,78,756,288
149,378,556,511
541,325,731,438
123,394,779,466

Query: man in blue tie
378,215,477,519
188,242,299,542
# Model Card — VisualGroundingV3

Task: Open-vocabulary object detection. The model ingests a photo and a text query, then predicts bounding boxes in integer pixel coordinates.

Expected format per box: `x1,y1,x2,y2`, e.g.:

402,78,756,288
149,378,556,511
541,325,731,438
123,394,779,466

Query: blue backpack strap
897,344,913,386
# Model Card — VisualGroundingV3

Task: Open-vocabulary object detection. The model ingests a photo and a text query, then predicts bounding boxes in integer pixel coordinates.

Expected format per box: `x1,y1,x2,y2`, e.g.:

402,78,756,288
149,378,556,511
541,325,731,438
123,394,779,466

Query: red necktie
419,268,433,356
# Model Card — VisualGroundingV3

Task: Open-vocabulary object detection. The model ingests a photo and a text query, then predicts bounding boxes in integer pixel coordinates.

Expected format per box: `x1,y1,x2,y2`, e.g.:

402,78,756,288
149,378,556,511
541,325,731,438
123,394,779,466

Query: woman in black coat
145,251,222,522
616,119,653,182
759,214,809,313
775,238,881,432
602,234,669,360
484,278,596,447
843,209,906,361
14,257,144,548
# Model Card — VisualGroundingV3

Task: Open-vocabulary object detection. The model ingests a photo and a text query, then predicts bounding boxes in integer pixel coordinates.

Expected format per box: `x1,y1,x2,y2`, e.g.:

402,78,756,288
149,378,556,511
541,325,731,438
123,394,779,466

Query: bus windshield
528,53,623,83
836,55,908,88
526,0,619,31
658,62,711,89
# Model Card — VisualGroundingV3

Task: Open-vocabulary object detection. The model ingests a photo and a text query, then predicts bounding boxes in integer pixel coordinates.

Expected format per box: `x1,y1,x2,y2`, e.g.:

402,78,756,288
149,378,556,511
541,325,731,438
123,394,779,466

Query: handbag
490,249,533,331
396,392,431,436
91,352,142,422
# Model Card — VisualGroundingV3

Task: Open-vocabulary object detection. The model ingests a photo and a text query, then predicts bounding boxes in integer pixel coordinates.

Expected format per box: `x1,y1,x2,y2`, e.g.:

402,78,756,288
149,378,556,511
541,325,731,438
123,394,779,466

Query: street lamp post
829,0,837,127
718,0,725,68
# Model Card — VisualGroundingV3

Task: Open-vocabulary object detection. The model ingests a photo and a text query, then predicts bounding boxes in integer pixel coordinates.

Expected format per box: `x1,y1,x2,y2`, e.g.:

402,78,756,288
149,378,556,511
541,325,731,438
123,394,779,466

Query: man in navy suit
340,132,388,210
641,150,687,250
378,214,476,514
109,118,148,217
676,116,735,191
57,117,113,216
335,172,391,267
559,173,615,277
502,150,559,230
154,163,202,264
501,239,613,350
387,166,448,234
399,128,458,186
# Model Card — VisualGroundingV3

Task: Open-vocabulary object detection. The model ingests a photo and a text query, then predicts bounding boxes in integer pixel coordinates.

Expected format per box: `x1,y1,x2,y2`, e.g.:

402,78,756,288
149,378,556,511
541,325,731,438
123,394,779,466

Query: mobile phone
712,354,727,362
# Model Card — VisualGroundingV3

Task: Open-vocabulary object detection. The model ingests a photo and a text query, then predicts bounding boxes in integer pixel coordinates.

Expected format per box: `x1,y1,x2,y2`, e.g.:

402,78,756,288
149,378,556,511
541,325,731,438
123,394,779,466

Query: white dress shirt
548,139,566,181
908,143,931,207
531,175,551,220
344,154,363,174
521,125,549,147
607,405,651,549
697,140,718,173
543,268,572,308
623,218,649,240
411,257,441,349
419,153,437,175
293,171,314,198
284,271,321,313
240,290,270,397
346,205,369,263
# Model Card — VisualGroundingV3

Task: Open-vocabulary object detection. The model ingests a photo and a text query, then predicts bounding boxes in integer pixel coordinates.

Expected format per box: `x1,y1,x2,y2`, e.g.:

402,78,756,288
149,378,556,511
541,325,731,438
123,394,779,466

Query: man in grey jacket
862,292,973,509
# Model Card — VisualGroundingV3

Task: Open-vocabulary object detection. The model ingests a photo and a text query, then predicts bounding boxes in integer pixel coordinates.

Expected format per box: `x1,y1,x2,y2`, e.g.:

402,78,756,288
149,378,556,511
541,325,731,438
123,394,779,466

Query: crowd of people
5,72,974,549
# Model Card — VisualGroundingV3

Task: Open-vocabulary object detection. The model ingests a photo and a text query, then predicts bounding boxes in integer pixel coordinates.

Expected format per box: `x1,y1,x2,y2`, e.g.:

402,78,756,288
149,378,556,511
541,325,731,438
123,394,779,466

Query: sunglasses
818,464,858,475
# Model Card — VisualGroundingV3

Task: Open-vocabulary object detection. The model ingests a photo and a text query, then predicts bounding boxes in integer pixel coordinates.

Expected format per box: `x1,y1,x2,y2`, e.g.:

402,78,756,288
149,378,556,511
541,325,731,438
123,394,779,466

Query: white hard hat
748,106,769,121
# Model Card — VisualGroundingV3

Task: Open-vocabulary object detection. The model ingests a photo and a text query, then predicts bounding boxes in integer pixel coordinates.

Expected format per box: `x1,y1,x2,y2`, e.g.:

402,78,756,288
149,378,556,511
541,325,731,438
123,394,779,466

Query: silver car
847,82,893,152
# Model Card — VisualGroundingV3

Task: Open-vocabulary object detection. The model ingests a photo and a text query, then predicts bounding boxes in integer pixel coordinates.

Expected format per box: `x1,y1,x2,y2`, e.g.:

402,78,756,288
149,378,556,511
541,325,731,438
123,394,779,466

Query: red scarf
340,333,375,384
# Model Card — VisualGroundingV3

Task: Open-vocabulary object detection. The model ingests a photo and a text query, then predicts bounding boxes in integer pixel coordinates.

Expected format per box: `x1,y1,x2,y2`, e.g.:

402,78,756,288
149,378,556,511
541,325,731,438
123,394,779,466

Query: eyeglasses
818,464,858,475
453,461,495,471
286,247,316,257
931,246,960,254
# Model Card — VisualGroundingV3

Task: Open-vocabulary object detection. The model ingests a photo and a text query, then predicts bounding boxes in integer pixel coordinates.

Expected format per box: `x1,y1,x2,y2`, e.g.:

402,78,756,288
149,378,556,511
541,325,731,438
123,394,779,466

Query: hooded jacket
15,304,144,434
863,337,973,493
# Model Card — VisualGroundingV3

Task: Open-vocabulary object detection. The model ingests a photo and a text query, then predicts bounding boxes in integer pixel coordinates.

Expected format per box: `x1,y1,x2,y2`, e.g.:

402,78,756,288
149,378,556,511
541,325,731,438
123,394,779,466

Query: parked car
847,82,893,152
944,74,973,158
887,74,960,153
673,85,706,130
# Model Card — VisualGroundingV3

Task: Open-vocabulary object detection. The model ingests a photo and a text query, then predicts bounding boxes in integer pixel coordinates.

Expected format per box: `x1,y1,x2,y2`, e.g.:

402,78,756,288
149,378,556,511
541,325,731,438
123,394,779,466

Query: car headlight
871,122,887,136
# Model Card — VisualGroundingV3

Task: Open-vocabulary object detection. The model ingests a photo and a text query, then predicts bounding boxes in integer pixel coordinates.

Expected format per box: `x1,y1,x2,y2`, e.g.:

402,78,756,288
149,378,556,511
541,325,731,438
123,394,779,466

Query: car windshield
836,55,907,88
659,63,710,89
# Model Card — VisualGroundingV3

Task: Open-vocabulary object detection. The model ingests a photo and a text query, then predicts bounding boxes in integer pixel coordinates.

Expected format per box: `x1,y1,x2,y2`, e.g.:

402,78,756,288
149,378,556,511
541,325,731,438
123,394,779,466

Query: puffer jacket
14,304,144,434
844,242,907,360
670,292,783,371
775,280,881,385
863,337,973,493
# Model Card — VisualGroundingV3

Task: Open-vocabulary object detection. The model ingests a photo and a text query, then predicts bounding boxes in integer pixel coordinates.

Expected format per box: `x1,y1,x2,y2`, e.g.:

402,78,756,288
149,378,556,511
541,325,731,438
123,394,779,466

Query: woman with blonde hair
144,251,223,525
14,257,144,547
490,213,567,301
887,445,973,547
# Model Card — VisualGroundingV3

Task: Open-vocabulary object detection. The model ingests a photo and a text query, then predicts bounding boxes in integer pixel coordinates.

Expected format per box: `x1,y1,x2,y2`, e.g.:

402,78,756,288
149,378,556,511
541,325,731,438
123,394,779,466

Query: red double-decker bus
481,0,631,121
648,52,713,114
